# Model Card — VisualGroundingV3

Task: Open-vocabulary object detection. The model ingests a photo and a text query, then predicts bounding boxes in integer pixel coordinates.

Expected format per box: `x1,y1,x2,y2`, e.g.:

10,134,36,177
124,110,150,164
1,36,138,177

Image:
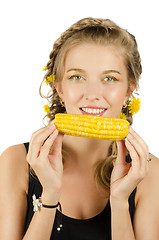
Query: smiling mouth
80,107,107,115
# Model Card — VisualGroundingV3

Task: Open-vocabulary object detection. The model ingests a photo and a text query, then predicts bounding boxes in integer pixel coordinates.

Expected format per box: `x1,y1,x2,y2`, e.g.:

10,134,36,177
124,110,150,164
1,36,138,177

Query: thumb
49,133,64,170
115,140,127,165
51,132,64,157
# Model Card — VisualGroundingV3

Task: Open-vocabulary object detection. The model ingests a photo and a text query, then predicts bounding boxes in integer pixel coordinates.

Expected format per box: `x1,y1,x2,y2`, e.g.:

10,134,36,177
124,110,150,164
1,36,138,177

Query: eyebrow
66,68,121,75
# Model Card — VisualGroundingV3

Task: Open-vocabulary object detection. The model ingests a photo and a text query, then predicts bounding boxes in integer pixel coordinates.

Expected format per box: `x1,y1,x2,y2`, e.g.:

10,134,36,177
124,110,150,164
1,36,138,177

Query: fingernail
53,129,58,134
48,121,55,129
125,139,131,145
127,132,133,139
129,127,135,134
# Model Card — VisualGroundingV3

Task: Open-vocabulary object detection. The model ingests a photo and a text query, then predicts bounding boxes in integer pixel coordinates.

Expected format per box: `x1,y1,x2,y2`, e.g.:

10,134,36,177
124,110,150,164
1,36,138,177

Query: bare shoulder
0,143,29,193
0,144,29,239
134,153,159,239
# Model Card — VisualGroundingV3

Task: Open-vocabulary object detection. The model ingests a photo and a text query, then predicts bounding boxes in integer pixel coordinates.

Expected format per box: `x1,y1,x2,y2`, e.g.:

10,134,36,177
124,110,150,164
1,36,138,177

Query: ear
54,81,64,99
124,82,136,104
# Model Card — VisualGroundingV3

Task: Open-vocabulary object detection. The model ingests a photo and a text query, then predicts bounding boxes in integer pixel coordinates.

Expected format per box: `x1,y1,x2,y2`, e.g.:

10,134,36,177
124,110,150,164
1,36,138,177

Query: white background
0,0,158,157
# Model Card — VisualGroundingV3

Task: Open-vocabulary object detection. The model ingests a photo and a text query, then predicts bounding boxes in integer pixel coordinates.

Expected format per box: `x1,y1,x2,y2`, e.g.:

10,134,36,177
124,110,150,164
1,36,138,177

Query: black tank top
24,142,136,240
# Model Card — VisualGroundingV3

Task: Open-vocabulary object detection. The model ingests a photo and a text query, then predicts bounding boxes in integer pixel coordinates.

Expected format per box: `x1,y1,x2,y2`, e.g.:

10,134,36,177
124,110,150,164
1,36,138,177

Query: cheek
106,88,127,118
62,82,81,102
106,87,127,105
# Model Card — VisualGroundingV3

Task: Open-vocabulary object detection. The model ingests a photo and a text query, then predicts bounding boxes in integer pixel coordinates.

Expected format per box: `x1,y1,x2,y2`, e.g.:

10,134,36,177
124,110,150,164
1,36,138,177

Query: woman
0,17,159,240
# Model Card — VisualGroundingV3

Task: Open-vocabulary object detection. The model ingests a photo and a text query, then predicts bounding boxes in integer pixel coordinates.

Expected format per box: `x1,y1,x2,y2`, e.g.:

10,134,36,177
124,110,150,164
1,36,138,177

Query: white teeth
81,108,106,114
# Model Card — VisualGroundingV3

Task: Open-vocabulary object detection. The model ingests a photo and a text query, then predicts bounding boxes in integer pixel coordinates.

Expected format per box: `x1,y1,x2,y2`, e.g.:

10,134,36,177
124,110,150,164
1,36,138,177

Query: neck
62,135,112,170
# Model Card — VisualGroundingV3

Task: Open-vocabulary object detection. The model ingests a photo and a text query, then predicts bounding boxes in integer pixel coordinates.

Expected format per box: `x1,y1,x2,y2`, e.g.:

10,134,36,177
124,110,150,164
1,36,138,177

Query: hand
110,128,149,201
26,122,64,202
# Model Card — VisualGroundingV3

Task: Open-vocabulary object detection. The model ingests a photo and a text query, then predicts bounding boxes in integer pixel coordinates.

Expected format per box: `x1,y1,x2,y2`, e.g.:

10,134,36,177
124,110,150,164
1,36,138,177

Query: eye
68,75,85,81
103,76,119,83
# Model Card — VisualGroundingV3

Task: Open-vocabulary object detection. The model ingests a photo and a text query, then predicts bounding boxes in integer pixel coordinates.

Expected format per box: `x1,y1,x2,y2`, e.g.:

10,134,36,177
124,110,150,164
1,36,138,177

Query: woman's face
55,43,134,118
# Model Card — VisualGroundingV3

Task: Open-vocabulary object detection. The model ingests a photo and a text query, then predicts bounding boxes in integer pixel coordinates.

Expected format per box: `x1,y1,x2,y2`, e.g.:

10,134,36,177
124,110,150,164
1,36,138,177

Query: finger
127,132,148,161
125,138,140,169
128,130,150,174
116,140,127,165
127,132,149,175
51,133,64,157
27,123,56,162
40,129,59,159
129,128,149,158
30,122,55,142
49,133,64,170
125,138,149,181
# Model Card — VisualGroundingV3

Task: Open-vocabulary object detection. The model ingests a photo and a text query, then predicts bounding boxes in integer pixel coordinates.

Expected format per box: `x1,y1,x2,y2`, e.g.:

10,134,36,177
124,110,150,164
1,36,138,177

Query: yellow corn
54,113,129,140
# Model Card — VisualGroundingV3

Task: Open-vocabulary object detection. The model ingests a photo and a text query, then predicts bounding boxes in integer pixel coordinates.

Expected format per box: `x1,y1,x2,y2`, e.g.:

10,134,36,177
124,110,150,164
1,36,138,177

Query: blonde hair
39,17,142,190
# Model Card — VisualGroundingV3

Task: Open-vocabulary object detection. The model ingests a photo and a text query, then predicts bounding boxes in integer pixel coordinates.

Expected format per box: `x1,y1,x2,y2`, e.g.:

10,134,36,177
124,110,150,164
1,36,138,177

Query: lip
80,106,107,116
80,106,107,109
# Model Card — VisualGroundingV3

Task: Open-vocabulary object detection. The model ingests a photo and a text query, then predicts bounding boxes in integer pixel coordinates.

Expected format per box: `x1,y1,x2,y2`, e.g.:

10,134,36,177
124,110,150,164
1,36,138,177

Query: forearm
23,193,58,240
110,197,135,240
23,208,56,240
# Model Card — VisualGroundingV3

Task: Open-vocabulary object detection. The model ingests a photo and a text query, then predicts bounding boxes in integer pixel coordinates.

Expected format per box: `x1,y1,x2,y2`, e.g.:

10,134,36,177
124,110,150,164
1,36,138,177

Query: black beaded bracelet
42,202,60,209
42,201,63,232
32,194,63,231
32,194,62,211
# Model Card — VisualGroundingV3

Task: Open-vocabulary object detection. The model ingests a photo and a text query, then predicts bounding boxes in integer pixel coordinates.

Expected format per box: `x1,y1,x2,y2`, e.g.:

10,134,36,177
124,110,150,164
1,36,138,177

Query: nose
84,81,101,101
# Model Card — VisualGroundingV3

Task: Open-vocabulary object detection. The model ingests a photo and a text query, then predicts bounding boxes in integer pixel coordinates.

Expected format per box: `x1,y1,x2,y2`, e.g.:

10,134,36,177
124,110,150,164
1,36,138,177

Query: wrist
32,193,61,213
41,191,61,206
110,196,129,209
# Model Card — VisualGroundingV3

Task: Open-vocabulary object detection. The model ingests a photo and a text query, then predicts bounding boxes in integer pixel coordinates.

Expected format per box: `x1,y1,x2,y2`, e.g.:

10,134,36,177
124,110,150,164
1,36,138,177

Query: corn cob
54,113,129,141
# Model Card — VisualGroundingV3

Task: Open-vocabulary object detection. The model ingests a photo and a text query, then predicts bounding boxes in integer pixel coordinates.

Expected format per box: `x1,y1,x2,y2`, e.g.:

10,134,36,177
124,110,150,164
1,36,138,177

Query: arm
133,154,159,240
110,128,150,240
0,146,57,240
0,144,28,240
110,198,135,240
24,123,64,239
0,122,64,240
23,199,57,240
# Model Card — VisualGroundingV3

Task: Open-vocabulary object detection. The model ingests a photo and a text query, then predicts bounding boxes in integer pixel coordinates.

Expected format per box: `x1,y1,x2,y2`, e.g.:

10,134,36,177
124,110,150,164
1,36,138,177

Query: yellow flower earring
128,97,141,115
119,112,127,120
119,97,141,120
